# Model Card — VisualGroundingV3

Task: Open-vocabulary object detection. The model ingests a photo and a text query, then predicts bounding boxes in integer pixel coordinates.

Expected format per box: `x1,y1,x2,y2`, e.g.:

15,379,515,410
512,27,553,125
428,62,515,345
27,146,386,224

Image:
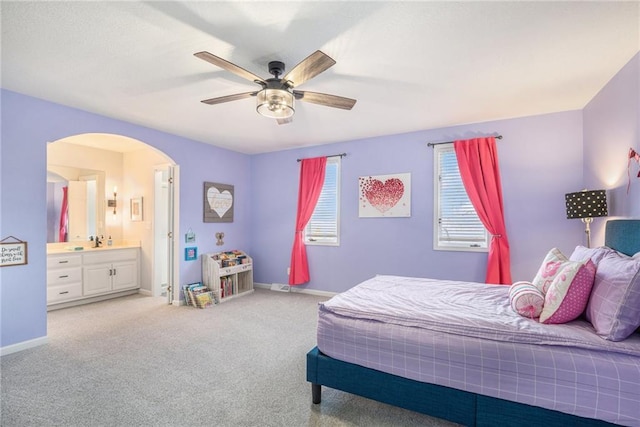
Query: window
305,157,340,246
434,145,488,251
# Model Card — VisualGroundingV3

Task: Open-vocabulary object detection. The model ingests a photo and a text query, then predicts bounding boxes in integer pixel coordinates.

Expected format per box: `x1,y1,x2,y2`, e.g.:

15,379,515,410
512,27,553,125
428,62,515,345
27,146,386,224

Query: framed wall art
130,197,143,221
185,247,198,261
359,173,411,218
204,182,234,223
0,236,28,267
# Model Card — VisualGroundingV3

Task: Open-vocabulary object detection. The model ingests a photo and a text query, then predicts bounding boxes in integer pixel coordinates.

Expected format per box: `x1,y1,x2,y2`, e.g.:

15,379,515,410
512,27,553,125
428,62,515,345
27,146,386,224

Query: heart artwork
361,177,404,213
207,186,233,218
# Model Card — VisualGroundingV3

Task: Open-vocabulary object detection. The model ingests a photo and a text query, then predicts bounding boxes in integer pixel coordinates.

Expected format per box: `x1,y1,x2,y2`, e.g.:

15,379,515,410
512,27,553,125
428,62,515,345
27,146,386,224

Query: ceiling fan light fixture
256,88,294,119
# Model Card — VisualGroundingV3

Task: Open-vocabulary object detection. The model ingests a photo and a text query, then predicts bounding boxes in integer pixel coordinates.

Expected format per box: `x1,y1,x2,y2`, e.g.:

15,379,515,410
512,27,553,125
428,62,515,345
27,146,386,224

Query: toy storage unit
202,250,253,303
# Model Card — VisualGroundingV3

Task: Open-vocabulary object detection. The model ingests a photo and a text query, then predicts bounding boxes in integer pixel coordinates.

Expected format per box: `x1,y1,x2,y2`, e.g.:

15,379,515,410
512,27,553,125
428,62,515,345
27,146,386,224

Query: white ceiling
2,1,638,154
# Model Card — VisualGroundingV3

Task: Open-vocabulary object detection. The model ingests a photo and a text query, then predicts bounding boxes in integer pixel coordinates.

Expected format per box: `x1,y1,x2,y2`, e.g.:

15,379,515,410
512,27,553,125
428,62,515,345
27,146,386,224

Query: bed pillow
539,259,596,324
531,248,569,294
509,281,544,319
569,245,612,266
585,251,640,341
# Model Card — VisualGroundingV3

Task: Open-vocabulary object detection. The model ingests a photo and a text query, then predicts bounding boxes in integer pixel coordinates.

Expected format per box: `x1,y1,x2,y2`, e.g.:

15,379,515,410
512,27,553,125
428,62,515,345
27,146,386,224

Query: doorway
47,133,179,303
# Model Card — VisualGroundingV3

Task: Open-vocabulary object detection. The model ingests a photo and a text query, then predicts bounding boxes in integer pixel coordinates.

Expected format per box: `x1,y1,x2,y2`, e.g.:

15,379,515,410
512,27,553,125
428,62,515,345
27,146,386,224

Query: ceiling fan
194,50,357,124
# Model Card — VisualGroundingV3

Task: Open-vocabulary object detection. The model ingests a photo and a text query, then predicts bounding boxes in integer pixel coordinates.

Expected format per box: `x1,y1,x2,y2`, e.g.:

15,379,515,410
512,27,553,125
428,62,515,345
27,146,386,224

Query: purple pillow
585,251,640,341
569,245,612,266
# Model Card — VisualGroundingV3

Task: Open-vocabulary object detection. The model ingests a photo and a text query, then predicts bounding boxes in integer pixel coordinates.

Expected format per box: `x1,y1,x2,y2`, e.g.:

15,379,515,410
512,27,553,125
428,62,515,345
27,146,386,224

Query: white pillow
531,248,568,294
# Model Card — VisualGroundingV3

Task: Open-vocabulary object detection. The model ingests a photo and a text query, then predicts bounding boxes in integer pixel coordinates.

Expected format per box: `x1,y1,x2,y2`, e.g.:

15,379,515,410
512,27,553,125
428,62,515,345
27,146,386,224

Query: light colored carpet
1,289,459,427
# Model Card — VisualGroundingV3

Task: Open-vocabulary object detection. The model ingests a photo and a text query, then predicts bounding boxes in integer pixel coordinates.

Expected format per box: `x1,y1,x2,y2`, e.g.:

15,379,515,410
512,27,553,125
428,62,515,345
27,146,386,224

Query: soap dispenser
107,235,113,246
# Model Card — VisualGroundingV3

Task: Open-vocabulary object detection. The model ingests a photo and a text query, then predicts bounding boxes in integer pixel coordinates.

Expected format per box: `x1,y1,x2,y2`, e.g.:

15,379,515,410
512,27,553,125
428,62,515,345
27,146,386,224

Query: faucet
94,235,102,248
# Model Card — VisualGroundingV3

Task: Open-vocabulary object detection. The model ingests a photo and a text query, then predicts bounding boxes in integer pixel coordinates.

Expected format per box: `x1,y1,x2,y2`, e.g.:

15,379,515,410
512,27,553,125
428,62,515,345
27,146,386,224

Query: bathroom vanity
47,243,140,310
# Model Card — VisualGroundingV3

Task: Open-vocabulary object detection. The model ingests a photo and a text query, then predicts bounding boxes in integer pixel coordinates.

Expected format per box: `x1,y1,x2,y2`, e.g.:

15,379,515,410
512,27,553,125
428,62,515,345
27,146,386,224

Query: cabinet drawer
47,254,82,269
221,264,252,275
47,283,83,304
83,248,138,265
47,267,82,286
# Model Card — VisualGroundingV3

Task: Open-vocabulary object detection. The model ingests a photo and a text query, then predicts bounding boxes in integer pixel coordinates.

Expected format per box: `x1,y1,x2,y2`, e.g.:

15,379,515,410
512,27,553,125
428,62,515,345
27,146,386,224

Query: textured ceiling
1,1,638,154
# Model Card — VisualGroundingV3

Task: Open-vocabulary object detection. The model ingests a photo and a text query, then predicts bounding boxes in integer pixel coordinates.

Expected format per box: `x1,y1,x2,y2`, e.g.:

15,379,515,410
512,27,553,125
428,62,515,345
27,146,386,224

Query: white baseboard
290,287,337,298
254,282,337,298
1,336,48,357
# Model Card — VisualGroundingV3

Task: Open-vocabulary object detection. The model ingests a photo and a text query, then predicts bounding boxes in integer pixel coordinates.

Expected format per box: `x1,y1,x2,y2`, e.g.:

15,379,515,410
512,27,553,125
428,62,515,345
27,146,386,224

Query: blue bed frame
307,219,640,426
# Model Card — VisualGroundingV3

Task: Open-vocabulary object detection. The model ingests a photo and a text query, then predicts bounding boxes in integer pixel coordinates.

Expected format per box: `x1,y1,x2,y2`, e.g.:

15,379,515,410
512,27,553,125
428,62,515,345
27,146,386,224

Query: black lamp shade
565,190,608,219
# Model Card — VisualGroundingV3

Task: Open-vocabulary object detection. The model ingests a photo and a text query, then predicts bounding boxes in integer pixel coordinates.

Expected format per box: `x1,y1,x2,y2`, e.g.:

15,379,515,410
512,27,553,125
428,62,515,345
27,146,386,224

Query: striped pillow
509,281,544,319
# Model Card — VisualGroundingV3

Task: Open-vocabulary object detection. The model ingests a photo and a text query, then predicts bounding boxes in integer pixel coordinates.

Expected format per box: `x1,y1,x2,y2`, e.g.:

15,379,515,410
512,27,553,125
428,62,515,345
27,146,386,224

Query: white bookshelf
202,250,253,303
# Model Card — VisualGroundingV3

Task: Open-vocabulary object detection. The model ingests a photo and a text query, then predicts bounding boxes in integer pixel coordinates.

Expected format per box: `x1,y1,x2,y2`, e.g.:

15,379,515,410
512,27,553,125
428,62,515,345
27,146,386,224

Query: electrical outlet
287,267,290,275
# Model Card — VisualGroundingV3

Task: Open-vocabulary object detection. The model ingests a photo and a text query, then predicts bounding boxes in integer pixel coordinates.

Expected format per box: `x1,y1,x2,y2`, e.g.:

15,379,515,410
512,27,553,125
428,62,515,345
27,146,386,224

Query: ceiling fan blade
283,51,336,87
201,91,256,105
194,51,265,84
277,117,293,125
293,91,357,110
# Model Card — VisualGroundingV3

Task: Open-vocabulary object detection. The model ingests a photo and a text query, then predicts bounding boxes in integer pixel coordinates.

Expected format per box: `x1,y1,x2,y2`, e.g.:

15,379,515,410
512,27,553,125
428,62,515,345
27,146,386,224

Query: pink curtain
454,137,512,284
58,186,69,242
289,157,327,285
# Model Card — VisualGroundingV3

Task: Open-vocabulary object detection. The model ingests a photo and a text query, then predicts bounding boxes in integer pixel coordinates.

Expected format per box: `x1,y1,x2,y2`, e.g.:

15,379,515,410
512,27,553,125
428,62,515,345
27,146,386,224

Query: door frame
152,164,180,304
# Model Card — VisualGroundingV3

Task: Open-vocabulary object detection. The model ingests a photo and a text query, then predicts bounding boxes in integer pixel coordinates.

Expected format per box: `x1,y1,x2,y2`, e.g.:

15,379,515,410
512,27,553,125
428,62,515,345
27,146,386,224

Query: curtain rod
427,135,503,147
297,153,347,162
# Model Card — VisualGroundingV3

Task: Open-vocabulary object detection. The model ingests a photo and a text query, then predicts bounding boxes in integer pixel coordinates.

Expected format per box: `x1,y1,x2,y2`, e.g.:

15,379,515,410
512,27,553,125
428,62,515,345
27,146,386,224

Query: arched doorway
47,133,179,303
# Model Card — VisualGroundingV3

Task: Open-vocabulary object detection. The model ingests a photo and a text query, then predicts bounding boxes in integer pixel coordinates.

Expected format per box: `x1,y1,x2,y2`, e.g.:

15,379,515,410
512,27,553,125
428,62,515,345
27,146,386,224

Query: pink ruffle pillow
509,281,544,319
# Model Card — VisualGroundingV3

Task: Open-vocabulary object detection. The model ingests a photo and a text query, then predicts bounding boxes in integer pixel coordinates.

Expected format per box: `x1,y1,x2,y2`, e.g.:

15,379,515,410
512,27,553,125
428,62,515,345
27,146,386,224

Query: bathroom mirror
47,165,105,243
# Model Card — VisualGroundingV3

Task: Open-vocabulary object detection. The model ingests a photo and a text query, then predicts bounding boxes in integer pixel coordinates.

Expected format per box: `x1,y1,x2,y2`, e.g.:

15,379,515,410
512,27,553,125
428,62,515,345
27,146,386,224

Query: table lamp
565,189,608,248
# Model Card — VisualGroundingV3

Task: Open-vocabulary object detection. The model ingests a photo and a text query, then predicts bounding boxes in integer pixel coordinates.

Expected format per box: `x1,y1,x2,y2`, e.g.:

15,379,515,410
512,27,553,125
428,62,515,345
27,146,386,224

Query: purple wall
1,90,252,349
1,50,638,351
250,111,586,293
583,52,640,245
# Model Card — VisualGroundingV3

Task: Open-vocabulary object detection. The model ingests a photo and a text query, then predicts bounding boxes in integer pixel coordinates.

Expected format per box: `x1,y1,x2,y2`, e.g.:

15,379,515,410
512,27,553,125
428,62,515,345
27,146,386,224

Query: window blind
435,146,488,249
305,157,339,245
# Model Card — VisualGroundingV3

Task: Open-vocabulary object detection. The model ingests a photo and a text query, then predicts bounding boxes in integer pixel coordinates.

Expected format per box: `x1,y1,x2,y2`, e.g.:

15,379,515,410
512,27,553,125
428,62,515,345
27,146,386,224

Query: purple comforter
321,275,640,356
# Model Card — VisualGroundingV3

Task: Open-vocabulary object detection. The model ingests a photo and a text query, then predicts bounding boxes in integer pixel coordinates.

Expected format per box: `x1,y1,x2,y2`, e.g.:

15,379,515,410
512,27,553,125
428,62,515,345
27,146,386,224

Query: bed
307,219,640,426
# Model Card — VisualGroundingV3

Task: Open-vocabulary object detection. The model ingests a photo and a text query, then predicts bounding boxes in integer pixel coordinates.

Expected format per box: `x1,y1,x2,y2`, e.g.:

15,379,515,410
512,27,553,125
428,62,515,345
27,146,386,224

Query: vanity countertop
47,241,140,255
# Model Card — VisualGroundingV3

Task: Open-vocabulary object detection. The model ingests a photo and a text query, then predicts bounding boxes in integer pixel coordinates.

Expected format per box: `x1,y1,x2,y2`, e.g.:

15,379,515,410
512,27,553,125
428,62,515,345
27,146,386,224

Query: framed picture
131,197,143,221
0,236,28,267
185,247,198,261
359,173,411,217
204,182,234,223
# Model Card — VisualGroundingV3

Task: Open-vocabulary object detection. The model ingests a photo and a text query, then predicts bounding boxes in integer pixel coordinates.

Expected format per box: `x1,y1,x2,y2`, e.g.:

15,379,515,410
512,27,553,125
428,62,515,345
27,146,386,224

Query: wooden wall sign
0,236,28,267
203,182,234,223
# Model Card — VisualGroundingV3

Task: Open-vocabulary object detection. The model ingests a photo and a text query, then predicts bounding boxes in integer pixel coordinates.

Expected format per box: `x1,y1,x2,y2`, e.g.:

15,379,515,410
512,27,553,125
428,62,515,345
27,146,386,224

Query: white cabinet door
83,264,112,296
112,261,138,291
